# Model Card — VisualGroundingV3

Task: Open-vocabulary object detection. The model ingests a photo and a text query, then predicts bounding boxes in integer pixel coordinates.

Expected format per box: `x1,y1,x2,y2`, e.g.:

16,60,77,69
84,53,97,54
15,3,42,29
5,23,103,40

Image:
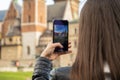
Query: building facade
1,1,22,61
0,0,79,67
21,0,47,59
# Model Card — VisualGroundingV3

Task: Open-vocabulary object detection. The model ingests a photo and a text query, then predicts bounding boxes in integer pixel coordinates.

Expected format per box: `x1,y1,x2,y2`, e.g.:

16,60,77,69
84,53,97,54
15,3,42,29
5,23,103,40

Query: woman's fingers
68,42,71,48
68,45,71,48
51,42,71,48
51,43,63,48
50,42,72,54
67,50,72,53
69,42,71,44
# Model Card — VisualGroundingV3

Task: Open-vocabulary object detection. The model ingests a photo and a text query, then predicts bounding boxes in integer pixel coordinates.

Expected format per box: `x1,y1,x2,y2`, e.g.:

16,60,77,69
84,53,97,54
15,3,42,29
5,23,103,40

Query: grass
0,72,32,80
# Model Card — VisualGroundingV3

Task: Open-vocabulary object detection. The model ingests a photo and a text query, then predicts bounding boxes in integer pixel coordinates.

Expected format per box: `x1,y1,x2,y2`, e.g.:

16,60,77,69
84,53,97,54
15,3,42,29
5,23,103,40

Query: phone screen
53,20,68,52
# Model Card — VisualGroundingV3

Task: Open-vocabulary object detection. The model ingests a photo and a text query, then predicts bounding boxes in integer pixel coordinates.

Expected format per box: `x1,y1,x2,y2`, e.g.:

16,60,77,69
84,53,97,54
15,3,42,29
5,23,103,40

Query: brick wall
2,2,18,38
22,0,35,23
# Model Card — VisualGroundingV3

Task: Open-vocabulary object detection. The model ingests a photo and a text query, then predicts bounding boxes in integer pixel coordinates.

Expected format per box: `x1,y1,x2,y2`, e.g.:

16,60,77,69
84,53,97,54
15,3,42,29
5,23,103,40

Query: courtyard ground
0,72,32,80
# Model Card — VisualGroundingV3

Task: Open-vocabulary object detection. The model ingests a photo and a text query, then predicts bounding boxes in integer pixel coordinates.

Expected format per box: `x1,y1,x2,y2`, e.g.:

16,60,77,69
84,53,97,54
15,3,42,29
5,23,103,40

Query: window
27,46,30,55
4,39,6,45
75,28,77,34
28,16,31,22
74,40,77,48
9,38,12,42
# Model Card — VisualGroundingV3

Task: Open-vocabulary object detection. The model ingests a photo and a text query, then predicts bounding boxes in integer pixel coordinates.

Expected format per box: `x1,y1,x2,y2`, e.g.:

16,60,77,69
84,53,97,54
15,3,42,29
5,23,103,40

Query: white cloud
0,0,11,10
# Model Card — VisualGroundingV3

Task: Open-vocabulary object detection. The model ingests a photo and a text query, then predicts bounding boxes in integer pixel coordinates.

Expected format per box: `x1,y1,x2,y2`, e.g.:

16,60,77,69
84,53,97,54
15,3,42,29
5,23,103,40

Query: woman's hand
41,42,72,61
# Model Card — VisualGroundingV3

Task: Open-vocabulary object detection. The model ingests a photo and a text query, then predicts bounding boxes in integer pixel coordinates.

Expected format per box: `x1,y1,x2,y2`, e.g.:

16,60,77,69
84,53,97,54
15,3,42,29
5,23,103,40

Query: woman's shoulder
50,67,71,80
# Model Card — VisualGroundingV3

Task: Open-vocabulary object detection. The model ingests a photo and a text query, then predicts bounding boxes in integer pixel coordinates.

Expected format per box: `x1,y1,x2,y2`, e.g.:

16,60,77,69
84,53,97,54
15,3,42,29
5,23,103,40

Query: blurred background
0,0,86,80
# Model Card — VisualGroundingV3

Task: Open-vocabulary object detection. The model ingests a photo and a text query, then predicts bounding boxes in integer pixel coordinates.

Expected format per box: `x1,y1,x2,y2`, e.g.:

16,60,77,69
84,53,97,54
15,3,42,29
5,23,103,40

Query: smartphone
53,20,69,52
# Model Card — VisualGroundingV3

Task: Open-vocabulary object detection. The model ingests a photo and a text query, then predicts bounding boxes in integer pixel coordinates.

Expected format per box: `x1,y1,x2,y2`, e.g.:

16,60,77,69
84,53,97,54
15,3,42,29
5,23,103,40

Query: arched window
74,40,77,48
75,28,77,34
28,16,31,22
9,38,12,42
27,46,30,55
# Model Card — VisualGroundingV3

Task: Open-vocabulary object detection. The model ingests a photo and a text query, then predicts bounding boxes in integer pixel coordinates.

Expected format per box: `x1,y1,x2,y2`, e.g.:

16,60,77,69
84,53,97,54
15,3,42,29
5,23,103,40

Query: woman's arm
32,42,71,80
32,57,52,80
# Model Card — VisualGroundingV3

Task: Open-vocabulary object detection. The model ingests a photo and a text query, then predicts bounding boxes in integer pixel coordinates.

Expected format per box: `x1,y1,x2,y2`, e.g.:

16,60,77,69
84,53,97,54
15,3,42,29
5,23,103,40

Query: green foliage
0,72,32,80
13,0,18,3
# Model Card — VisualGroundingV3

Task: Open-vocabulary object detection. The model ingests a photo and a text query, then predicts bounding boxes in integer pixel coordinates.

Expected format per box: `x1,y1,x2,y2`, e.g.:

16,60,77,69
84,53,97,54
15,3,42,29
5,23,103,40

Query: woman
32,0,120,80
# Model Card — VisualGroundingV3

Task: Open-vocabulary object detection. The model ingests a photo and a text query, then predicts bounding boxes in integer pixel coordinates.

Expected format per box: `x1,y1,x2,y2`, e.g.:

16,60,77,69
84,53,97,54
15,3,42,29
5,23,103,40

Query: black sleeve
32,57,52,80
50,69,57,80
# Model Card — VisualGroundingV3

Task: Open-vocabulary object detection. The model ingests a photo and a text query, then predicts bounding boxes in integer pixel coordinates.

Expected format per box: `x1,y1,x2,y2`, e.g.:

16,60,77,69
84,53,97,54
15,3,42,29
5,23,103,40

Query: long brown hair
71,0,120,80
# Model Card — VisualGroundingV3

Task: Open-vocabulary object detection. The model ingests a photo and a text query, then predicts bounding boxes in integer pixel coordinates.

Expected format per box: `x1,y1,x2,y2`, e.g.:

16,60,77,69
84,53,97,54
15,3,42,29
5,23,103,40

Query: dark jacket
32,57,111,80
32,57,70,80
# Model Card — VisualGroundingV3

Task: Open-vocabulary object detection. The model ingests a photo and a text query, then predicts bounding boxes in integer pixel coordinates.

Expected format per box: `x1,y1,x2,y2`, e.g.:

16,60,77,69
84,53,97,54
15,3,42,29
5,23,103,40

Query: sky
55,25,68,32
0,0,54,10
0,0,87,11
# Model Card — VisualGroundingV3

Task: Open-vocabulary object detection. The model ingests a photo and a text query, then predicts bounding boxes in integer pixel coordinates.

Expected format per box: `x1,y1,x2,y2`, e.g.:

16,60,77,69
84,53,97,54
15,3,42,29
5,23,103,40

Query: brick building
0,0,79,67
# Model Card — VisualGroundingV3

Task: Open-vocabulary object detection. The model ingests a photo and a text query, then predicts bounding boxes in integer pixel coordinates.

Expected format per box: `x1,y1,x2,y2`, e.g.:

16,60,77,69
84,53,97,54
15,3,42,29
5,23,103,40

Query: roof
0,2,21,22
14,3,21,16
41,30,52,37
6,26,21,37
0,1,67,22
0,10,7,21
47,1,67,22
0,1,66,22
6,18,21,37
37,30,52,46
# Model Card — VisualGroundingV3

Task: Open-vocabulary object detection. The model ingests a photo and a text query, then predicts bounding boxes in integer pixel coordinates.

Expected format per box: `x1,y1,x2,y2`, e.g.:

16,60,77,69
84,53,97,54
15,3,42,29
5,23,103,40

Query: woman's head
71,0,120,80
